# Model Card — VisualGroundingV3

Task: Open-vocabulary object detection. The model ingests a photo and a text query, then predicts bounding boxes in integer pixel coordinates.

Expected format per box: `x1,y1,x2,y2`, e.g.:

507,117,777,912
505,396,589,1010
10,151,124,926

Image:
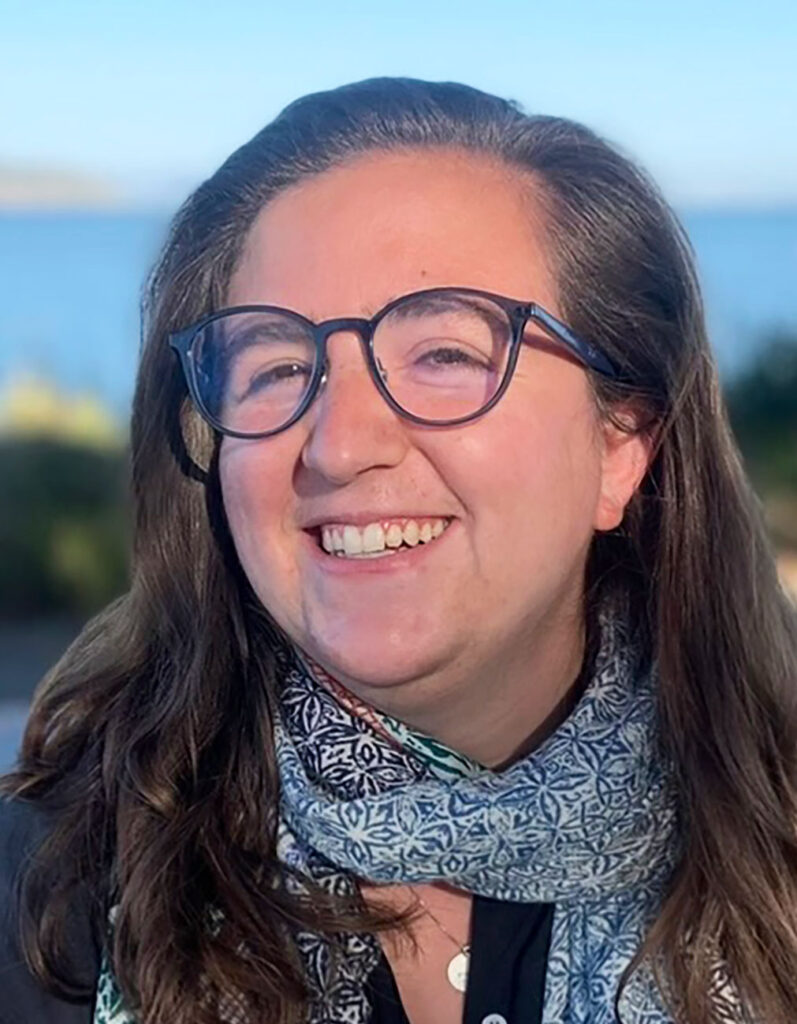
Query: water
685,209,797,370
1,208,796,418
0,211,167,417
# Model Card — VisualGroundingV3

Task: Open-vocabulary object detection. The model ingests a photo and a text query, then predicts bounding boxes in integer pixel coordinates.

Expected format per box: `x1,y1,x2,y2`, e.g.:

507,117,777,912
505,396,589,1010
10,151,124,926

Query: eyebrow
382,293,510,335
213,322,312,373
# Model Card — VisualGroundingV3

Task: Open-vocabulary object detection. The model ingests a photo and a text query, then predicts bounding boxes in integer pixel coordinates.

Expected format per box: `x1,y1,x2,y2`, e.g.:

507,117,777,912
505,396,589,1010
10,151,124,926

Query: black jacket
0,798,98,1024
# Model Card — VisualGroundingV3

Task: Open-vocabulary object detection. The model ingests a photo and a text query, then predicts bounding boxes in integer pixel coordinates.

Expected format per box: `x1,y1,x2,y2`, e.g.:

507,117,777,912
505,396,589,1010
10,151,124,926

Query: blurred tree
725,330,797,550
0,439,130,618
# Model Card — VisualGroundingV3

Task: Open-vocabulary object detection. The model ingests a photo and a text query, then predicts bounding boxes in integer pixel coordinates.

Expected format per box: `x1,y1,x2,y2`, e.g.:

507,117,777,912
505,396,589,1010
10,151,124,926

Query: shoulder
0,795,96,1024
0,793,58,909
0,792,56,861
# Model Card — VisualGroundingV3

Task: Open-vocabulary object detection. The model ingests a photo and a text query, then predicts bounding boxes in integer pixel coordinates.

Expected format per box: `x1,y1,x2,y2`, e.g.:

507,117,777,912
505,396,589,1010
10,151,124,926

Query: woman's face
221,149,646,701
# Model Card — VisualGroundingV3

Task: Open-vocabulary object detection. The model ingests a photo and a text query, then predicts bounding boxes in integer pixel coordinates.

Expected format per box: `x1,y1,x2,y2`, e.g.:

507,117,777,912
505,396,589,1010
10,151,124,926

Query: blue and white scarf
95,590,744,1023
273,591,683,1024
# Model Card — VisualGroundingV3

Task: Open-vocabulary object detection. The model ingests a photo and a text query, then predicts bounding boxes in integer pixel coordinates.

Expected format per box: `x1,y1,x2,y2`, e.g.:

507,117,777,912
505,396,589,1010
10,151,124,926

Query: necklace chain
406,885,468,951
404,885,471,993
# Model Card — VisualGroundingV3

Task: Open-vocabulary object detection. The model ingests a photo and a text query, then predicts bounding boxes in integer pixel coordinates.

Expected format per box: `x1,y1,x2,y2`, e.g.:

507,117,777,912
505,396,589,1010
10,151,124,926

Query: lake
1,207,797,418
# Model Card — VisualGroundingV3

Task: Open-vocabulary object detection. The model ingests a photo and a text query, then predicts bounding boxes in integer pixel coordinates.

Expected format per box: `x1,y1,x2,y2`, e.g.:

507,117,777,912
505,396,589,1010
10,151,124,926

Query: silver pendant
446,946,470,992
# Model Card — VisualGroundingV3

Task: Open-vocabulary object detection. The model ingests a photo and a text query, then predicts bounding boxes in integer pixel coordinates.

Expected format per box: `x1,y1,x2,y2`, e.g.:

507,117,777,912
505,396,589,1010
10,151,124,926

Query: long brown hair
4,78,797,1023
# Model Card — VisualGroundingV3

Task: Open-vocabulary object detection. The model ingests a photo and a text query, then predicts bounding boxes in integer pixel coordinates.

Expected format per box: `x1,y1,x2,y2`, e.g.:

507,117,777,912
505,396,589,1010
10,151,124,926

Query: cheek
452,387,602,555
218,444,288,584
220,448,254,543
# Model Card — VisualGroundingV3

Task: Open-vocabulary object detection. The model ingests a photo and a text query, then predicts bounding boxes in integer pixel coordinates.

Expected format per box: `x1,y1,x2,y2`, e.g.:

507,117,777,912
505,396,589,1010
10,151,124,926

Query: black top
0,798,99,1024
1,797,554,1023
367,895,554,1024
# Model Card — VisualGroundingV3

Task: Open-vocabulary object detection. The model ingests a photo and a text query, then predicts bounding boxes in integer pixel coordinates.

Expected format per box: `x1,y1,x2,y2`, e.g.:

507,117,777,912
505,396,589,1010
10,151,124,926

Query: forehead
227,147,559,318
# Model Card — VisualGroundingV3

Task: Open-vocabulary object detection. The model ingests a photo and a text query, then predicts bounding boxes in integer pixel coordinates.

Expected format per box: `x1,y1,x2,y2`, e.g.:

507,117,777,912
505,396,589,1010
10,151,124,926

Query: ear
593,408,654,532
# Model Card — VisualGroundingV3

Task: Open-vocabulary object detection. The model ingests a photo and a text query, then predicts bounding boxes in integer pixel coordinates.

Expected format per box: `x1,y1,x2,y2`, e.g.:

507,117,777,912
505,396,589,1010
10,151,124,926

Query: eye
416,343,493,370
240,360,311,399
252,361,309,387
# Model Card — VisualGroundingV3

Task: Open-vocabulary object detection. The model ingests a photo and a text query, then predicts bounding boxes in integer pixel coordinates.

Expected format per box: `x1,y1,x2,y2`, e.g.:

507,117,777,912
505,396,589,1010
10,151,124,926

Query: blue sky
2,0,795,206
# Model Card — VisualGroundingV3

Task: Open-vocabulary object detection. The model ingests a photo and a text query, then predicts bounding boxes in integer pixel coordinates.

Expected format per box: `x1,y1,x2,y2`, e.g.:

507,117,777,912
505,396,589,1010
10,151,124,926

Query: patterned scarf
95,590,700,1023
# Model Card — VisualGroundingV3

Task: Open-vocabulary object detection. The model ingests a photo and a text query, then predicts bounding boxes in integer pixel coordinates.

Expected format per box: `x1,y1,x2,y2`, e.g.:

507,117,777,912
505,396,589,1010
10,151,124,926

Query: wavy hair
4,78,797,1023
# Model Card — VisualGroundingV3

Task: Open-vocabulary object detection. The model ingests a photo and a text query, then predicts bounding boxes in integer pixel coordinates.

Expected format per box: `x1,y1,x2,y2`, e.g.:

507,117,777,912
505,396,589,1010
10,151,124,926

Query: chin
307,627,447,692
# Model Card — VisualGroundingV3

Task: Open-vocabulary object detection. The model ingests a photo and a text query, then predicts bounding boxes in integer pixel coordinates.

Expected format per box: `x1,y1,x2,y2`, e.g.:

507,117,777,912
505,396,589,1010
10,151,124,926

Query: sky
1,0,796,207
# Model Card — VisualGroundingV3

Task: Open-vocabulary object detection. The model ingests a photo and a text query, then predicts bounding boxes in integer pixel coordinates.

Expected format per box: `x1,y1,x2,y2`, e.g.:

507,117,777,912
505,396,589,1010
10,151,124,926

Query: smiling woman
1,78,797,1024
216,152,637,742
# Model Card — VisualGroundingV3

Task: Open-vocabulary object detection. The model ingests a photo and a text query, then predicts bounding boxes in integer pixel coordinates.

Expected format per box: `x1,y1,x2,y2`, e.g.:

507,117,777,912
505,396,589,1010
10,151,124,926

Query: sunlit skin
220,148,650,771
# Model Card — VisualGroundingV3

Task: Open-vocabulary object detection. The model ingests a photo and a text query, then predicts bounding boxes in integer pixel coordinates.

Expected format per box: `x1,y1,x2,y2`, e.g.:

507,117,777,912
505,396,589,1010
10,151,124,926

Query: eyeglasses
169,286,619,439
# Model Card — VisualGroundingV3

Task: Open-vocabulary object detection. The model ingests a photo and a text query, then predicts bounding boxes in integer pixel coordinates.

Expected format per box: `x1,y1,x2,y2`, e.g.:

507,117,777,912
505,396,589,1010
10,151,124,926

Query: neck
406,603,588,769
309,589,591,770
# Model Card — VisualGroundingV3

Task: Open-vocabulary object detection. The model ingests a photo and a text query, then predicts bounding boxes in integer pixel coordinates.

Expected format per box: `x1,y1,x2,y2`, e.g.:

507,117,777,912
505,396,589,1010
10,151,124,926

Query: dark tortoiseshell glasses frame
169,286,620,439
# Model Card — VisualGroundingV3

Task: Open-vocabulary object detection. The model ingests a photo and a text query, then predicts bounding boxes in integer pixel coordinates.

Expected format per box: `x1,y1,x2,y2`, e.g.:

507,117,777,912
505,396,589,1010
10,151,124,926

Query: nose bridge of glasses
314,316,376,377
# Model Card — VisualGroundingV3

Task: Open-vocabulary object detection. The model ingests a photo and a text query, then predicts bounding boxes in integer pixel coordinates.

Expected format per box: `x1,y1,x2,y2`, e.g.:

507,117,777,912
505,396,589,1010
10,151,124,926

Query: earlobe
593,415,653,532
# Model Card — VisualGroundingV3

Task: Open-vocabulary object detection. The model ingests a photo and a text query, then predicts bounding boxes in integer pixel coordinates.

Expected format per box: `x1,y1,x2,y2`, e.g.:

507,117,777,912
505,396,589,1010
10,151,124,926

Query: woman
2,77,796,1024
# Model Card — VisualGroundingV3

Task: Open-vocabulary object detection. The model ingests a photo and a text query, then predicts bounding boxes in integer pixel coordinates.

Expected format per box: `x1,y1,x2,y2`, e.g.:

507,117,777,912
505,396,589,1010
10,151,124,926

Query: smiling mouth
309,517,453,559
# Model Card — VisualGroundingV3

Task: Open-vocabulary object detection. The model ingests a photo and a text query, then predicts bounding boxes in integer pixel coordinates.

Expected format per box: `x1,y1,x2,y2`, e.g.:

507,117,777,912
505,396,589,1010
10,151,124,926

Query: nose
300,331,410,484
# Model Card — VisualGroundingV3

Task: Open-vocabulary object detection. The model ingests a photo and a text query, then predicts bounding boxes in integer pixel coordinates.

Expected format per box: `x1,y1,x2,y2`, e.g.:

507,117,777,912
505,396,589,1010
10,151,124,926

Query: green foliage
0,438,130,618
724,331,797,550
725,331,797,494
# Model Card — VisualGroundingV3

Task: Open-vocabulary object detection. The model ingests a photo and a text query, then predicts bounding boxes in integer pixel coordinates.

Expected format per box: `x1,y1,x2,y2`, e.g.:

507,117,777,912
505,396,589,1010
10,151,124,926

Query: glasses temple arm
527,305,620,379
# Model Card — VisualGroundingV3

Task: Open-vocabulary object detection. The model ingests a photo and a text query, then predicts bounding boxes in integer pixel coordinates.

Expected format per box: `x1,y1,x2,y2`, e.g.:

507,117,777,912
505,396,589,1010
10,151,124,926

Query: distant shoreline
0,165,122,209
0,167,794,218
0,203,172,216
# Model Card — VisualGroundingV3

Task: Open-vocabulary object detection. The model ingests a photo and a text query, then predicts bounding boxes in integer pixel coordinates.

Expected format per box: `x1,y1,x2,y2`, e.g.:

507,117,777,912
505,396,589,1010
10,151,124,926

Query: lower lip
301,522,457,576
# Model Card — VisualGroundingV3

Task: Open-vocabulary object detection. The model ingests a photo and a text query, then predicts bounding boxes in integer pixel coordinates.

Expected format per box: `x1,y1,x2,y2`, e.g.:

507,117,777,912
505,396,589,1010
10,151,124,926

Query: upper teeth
320,518,449,555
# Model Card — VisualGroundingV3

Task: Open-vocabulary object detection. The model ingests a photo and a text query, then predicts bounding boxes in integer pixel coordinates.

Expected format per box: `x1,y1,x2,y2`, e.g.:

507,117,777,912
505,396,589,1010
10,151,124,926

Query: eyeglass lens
191,292,515,435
